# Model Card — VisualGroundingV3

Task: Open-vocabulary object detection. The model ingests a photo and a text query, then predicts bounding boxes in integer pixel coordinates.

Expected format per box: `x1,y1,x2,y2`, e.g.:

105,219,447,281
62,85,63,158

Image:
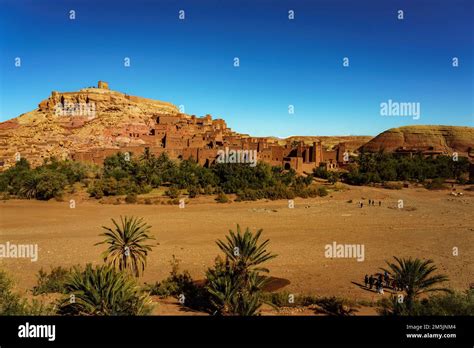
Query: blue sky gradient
0,0,472,136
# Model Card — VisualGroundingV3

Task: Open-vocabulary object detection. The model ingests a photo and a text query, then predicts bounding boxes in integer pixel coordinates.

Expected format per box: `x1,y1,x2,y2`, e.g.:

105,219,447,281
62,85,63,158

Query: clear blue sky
0,0,472,137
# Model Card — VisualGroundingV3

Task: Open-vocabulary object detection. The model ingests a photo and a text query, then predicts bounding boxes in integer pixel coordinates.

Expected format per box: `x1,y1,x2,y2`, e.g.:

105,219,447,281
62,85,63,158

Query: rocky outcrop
0,82,182,168
359,125,474,157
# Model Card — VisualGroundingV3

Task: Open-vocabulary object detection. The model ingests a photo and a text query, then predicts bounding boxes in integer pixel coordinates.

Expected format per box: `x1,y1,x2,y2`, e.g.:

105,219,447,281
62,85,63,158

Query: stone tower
98,81,109,90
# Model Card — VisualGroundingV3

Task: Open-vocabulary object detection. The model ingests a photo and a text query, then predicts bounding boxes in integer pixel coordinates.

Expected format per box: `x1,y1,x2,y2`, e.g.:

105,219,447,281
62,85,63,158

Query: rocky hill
0,82,185,168
360,125,474,157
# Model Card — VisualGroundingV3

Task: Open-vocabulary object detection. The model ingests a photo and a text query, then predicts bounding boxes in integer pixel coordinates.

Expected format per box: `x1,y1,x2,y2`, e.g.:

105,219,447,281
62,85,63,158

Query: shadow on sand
351,281,397,295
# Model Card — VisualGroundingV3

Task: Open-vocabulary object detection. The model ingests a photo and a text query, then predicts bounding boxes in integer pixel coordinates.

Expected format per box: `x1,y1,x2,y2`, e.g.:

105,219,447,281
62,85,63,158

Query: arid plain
1,184,472,314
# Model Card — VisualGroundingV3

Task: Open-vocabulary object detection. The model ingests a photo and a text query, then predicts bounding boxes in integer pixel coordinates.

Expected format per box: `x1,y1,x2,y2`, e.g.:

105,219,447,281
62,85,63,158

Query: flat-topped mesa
360,125,474,157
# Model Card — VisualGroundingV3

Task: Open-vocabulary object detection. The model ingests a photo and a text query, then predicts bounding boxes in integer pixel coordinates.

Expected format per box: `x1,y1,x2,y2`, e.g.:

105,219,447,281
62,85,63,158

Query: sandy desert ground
0,185,473,314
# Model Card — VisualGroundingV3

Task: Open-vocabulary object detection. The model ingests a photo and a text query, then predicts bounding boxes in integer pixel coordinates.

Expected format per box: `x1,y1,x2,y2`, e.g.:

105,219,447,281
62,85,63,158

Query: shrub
32,266,71,295
88,177,144,198
383,181,403,190
0,270,53,315
264,184,295,200
262,291,306,307
378,290,474,316
236,188,264,201
125,193,137,204
35,170,69,200
317,186,328,197
165,185,180,199
146,256,208,310
215,192,229,203
58,264,152,315
313,166,330,179
188,185,199,198
203,185,214,195
314,296,359,316
424,178,446,190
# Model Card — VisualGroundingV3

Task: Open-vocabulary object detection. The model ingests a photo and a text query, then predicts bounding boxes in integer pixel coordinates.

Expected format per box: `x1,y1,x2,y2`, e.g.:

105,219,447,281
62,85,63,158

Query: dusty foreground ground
0,185,473,315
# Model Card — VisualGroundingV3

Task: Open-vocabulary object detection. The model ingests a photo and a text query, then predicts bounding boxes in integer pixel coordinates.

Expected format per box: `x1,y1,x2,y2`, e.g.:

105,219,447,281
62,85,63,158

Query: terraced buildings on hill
0,81,348,173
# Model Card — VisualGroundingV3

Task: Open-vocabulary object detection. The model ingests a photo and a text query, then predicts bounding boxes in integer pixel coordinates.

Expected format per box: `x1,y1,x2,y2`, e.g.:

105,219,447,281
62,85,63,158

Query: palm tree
58,264,152,315
206,226,277,316
216,224,277,275
95,216,155,277
205,257,264,316
381,256,450,309
18,174,38,199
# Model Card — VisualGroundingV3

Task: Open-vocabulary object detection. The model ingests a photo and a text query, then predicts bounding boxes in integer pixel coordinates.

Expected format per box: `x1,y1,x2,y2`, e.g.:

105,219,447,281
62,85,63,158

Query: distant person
376,280,382,294
364,274,369,287
392,279,397,290
379,201,382,207
369,275,374,289
372,200,375,206
368,199,371,205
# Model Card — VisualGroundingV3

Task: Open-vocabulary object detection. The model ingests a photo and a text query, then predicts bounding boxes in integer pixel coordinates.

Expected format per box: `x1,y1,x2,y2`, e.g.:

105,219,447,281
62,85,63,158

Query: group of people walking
359,199,382,208
364,271,402,294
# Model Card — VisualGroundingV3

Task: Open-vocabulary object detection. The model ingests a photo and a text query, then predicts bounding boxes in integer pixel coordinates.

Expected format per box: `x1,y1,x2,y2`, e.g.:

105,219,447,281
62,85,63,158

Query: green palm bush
206,226,277,316
205,257,263,316
96,216,155,277
18,173,38,199
206,258,241,315
381,256,450,310
216,225,277,275
58,264,152,315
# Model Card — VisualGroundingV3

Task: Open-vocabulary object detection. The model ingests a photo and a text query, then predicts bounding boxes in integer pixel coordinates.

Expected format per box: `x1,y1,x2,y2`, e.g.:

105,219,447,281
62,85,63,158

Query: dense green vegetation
0,150,327,201
0,158,89,200
89,151,321,200
3,149,469,202
339,152,470,185
378,290,474,316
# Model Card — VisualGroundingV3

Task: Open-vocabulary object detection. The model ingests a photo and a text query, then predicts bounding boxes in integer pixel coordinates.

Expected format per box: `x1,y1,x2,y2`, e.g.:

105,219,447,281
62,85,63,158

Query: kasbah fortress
0,81,348,172
0,81,473,175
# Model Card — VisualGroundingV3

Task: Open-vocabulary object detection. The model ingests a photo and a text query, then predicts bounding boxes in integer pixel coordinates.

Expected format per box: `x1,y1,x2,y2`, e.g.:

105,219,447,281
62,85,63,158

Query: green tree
216,225,277,276
381,257,450,310
96,216,155,277
206,225,277,316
